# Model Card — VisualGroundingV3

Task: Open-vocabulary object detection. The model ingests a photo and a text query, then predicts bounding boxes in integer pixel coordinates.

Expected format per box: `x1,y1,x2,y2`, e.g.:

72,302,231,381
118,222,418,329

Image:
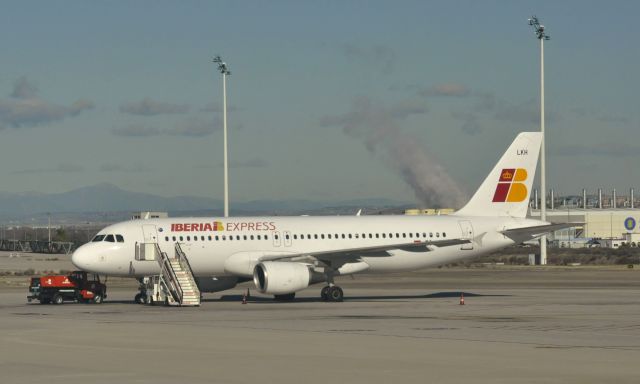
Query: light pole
529,15,550,265
213,55,231,218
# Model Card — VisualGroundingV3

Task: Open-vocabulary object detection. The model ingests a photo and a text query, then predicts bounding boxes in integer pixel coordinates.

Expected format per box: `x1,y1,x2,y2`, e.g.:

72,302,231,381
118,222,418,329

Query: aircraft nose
71,245,92,271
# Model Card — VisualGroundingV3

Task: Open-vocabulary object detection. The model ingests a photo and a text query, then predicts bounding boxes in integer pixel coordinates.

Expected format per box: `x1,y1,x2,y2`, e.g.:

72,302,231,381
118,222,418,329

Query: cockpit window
105,234,115,242
116,235,124,243
92,235,106,242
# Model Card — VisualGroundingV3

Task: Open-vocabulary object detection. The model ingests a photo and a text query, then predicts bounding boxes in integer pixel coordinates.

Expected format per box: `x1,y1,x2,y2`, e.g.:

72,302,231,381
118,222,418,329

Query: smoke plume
320,96,466,208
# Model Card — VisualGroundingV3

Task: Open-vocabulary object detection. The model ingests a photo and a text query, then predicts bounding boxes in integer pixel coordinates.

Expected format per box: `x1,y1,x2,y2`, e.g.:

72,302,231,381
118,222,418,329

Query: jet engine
253,261,311,295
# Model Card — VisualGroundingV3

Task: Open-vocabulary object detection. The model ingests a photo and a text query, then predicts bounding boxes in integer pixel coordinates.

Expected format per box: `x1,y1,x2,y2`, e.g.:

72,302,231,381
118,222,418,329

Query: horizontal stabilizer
501,223,581,244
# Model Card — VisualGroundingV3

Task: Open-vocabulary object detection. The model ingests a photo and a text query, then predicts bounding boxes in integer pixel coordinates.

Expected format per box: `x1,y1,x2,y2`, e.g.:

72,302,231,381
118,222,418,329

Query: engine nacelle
253,261,311,295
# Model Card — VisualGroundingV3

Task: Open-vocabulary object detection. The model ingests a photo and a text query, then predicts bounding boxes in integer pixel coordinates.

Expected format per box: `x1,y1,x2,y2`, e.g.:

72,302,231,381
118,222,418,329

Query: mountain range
0,183,410,223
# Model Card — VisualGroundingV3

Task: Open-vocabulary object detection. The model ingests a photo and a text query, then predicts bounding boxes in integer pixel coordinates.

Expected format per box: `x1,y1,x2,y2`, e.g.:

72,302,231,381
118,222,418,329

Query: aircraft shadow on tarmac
210,291,511,304
92,292,510,305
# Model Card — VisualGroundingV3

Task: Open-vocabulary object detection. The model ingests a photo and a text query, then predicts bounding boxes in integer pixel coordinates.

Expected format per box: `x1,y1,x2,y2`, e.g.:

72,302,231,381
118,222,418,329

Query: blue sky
0,1,638,207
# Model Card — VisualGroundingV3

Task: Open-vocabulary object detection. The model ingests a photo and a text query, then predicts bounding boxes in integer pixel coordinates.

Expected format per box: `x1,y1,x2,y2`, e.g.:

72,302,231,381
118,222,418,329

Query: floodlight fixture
528,16,550,40
213,55,231,75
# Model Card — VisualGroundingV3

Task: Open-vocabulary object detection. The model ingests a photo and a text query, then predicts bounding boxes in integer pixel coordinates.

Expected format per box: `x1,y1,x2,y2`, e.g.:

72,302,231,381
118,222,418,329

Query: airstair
137,243,200,307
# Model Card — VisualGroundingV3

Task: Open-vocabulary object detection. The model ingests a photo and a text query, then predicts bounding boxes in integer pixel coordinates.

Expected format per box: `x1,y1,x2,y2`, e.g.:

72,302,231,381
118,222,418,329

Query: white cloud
120,97,189,116
0,77,94,129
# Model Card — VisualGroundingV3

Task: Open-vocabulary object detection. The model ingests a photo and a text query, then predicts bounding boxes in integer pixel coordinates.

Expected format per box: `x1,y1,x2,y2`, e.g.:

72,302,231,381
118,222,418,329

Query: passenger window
180,236,184,241
202,236,205,241
285,234,290,240
105,234,115,242
172,236,176,241
436,233,440,237
376,233,379,238
236,235,240,240
341,234,346,239
275,235,279,240
402,233,406,238
429,232,433,238
257,235,261,240
208,236,212,241
116,235,125,242
382,233,386,238
244,235,248,240
443,232,446,237
294,234,298,240
265,235,269,240
165,236,169,241
187,236,191,241
250,235,254,240
92,235,105,242
193,236,197,241
215,235,219,241
314,234,318,239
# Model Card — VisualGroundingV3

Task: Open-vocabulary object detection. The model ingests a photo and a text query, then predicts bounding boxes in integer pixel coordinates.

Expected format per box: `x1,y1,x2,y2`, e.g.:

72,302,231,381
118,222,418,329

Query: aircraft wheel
327,286,343,302
320,286,330,301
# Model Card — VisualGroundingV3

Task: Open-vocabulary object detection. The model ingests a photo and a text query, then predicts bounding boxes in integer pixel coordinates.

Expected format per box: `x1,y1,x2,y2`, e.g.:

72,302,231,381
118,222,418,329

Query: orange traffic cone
459,292,465,305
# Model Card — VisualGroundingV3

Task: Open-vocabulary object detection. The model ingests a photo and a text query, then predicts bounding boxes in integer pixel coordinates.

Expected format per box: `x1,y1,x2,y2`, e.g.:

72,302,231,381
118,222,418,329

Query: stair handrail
174,243,201,299
154,244,183,303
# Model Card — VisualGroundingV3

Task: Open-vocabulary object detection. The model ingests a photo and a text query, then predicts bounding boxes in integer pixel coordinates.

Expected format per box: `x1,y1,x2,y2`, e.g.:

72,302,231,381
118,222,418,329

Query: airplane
71,132,564,303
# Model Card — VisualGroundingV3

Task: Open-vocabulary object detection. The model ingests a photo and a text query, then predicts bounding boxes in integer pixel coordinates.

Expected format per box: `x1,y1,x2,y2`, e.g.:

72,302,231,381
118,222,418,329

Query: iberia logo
213,221,224,231
492,168,528,202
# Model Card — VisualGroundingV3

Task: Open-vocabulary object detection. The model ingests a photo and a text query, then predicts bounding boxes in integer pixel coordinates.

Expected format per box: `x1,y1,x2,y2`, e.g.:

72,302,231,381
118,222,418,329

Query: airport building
529,188,639,248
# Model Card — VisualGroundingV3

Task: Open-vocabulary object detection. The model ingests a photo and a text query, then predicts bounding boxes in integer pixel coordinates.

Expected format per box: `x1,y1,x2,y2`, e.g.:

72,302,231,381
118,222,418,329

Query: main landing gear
320,268,344,302
320,285,344,302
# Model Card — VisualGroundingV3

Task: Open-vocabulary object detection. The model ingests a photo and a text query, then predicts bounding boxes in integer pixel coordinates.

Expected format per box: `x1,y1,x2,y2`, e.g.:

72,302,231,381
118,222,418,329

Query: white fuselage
71,214,541,278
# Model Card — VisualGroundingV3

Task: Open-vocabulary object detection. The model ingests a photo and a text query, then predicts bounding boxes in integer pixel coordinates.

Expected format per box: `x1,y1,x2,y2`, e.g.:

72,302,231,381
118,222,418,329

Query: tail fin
454,132,542,218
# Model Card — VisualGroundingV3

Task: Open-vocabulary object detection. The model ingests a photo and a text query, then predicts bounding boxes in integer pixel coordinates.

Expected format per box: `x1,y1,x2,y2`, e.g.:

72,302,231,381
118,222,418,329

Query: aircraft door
273,231,281,247
458,220,474,250
284,230,292,247
140,225,158,260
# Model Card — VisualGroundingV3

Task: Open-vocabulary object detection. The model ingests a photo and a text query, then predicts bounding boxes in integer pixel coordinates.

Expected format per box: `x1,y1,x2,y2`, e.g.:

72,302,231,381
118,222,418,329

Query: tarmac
0,256,639,384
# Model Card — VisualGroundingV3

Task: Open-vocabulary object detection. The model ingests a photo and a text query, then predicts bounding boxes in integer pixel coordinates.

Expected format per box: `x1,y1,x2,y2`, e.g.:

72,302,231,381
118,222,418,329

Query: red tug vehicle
27,271,107,304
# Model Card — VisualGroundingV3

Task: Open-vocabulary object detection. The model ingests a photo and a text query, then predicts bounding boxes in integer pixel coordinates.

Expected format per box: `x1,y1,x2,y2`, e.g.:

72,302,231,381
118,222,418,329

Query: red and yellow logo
492,168,528,202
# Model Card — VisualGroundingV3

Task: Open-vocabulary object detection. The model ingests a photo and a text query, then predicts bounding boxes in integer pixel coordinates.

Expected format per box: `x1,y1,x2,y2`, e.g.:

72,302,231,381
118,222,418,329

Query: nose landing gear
134,279,148,304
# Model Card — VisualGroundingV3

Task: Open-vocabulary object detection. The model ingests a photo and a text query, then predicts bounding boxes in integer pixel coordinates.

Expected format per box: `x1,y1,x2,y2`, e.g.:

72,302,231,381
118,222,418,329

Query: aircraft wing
501,223,581,244
259,238,471,263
